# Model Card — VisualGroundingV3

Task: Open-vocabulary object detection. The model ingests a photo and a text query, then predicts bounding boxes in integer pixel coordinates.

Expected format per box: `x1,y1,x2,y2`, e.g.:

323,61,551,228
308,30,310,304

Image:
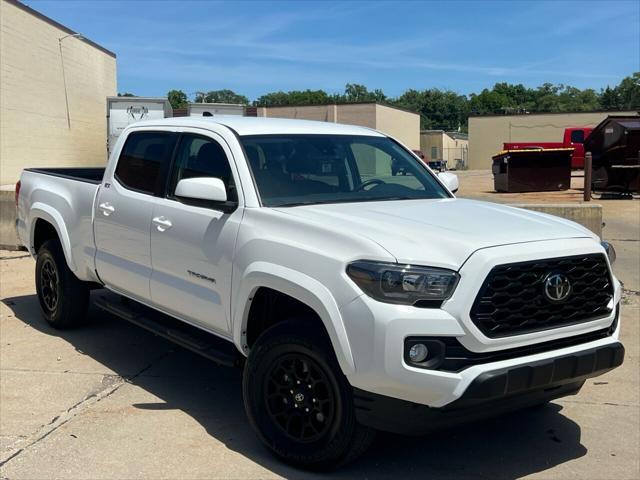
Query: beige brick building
0,0,117,185
255,103,420,149
420,130,469,170
468,110,639,170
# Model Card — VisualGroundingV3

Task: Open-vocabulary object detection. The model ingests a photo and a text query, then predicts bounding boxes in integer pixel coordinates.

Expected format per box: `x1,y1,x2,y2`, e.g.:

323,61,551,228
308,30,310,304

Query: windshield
240,134,450,207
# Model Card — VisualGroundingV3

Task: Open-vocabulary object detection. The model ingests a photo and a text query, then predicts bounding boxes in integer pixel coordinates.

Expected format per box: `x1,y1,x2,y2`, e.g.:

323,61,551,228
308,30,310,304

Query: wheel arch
234,262,356,376
29,203,76,272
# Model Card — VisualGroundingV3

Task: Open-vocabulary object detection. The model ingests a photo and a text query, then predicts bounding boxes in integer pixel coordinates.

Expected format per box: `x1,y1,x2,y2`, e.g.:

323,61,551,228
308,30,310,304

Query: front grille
470,254,614,338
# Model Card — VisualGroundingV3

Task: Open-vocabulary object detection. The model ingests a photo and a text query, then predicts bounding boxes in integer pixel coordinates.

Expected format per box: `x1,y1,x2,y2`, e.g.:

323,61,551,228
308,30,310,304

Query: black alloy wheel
35,239,90,329
264,353,336,443
243,322,375,470
39,257,60,313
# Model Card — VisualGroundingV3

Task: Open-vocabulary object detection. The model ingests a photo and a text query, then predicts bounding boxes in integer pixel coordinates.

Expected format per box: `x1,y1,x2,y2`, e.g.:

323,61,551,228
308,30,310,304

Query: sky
25,0,640,101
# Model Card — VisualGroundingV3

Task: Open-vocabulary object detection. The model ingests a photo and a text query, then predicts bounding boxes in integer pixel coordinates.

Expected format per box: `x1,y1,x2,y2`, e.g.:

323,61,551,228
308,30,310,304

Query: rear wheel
35,239,89,329
243,322,375,470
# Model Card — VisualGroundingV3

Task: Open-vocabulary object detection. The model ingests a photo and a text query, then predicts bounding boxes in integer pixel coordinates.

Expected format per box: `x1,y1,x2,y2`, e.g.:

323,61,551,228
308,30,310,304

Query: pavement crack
0,349,173,467
560,399,639,408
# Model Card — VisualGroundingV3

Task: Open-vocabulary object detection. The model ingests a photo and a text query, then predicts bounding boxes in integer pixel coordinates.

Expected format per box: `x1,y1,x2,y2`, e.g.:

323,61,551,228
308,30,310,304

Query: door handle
99,202,115,216
152,216,172,232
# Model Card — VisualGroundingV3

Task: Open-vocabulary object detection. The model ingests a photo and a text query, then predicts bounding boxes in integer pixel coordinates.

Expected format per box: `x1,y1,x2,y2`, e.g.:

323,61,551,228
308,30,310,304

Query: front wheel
35,239,90,329
242,323,375,470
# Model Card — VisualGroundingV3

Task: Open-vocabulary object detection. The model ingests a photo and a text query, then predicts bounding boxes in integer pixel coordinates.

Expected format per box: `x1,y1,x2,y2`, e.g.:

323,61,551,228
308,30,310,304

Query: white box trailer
188,103,244,117
107,97,172,155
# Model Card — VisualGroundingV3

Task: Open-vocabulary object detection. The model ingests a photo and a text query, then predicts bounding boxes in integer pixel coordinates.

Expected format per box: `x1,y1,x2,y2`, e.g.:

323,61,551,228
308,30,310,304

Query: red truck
503,127,592,169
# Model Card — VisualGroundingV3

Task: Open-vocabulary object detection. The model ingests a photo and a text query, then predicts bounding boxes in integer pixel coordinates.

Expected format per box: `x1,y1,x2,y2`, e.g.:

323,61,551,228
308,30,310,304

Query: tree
195,89,249,104
615,72,640,109
254,84,387,107
163,74,637,129
167,89,188,109
343,83,387,102
254,89,333,106
117,92,135,97
600,86,621,110
394,88,468,130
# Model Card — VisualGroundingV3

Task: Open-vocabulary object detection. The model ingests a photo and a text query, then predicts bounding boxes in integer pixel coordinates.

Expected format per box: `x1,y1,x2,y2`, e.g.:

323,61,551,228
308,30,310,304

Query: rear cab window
570,130,585,143
114,131,177,195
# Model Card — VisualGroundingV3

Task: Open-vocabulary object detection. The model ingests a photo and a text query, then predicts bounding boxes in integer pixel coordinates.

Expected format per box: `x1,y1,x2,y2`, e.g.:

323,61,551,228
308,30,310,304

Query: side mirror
175,177,227,203
438,171,459,194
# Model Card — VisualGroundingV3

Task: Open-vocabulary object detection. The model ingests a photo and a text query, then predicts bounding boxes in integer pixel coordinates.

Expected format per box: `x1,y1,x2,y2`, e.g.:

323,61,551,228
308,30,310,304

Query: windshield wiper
358,196,417,202
275,196,418,207
275,200,327,207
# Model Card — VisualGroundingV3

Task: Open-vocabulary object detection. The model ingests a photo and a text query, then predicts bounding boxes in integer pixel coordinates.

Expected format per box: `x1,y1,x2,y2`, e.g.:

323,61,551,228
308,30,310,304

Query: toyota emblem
543,273,572,302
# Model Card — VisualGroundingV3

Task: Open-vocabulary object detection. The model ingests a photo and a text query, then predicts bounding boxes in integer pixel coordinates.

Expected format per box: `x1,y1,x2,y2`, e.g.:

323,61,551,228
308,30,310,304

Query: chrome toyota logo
544,273,572,302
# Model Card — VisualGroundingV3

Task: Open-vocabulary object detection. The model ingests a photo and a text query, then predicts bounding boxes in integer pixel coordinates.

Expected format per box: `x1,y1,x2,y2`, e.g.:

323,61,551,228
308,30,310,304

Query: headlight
346,260,459,306
601,241,617,265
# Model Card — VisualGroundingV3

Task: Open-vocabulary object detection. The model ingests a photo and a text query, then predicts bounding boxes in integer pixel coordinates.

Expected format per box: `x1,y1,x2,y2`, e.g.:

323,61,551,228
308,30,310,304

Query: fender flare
233,262,356,376
28,202,76,272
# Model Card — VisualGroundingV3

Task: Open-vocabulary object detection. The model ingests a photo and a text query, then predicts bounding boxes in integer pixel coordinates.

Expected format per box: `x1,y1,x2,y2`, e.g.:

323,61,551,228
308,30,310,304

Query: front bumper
354,341,624,435
341,292,621,408
340,238,622,408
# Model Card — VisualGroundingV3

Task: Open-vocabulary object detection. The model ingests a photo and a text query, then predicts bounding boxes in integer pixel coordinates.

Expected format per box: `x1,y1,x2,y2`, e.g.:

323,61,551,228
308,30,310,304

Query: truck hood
273,198,595,269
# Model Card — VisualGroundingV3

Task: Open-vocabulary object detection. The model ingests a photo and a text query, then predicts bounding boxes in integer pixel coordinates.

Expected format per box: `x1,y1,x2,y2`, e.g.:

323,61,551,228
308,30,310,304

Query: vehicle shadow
3,293,588,479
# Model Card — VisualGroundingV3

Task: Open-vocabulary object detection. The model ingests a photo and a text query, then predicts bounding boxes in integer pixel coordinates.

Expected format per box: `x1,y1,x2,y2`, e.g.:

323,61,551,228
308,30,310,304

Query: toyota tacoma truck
15,117,624,470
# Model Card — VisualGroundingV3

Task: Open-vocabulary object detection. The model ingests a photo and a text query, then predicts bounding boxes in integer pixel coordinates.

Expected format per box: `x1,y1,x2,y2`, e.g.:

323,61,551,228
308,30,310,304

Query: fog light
408,343,429,363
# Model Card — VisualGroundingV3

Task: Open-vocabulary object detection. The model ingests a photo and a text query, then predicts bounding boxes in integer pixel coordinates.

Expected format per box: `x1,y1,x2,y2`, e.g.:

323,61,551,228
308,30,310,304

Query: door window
168,134,237,201
115,132,177,195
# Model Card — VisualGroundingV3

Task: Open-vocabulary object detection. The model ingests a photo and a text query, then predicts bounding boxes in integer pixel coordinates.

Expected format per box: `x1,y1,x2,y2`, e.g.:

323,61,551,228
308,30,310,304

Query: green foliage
167,89,188,109
600,72,640,109
117,92,135,97
342,84,387,103
254,89,335,106
254,84,386,106
394,89,468,131
165,73,638,131
195,89,249,104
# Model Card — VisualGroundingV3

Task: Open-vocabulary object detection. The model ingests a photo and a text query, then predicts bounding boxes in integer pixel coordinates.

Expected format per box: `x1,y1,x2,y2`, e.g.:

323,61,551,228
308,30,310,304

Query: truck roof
129,116,386,137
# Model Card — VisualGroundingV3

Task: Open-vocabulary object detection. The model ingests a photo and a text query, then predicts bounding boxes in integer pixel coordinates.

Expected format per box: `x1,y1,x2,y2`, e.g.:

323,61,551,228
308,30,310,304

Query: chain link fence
428,146,469,170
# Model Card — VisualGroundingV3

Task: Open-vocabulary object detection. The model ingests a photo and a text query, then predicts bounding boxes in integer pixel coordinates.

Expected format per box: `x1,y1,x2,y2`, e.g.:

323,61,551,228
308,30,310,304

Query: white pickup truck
16,117,624,470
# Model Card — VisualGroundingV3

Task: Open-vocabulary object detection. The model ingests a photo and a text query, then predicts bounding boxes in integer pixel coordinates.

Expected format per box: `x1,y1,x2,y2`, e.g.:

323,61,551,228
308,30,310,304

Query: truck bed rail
24,167,105,184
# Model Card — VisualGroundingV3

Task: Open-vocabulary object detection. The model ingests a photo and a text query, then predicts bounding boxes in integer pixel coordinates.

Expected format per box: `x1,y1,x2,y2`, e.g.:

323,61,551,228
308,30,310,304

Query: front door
94,130,177,301
149,131,242,335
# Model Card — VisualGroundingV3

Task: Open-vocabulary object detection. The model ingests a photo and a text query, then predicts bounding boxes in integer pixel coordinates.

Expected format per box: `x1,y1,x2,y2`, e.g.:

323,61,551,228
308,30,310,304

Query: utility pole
584,152,593,202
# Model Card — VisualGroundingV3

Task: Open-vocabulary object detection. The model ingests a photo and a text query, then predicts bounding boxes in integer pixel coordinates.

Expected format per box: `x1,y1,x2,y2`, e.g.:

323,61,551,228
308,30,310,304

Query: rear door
149,130,243,335
94,130,177,301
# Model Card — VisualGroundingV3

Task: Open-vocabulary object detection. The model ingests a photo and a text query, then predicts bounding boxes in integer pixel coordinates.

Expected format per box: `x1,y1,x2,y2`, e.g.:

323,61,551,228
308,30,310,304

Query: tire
35,239,90,329
243,322,375,470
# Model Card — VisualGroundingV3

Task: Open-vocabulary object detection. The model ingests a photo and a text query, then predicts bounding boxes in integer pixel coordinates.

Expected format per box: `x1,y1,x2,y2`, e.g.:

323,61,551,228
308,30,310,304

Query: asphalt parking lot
1,173,638,479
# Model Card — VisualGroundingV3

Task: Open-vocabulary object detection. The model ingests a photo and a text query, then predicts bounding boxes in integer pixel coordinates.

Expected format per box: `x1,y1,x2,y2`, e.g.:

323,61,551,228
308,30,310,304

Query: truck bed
17,167,103,282
24,167,105,184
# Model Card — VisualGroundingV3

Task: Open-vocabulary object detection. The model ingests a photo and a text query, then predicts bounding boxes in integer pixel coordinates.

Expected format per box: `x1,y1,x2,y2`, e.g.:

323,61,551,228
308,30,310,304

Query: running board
94,295,242,368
